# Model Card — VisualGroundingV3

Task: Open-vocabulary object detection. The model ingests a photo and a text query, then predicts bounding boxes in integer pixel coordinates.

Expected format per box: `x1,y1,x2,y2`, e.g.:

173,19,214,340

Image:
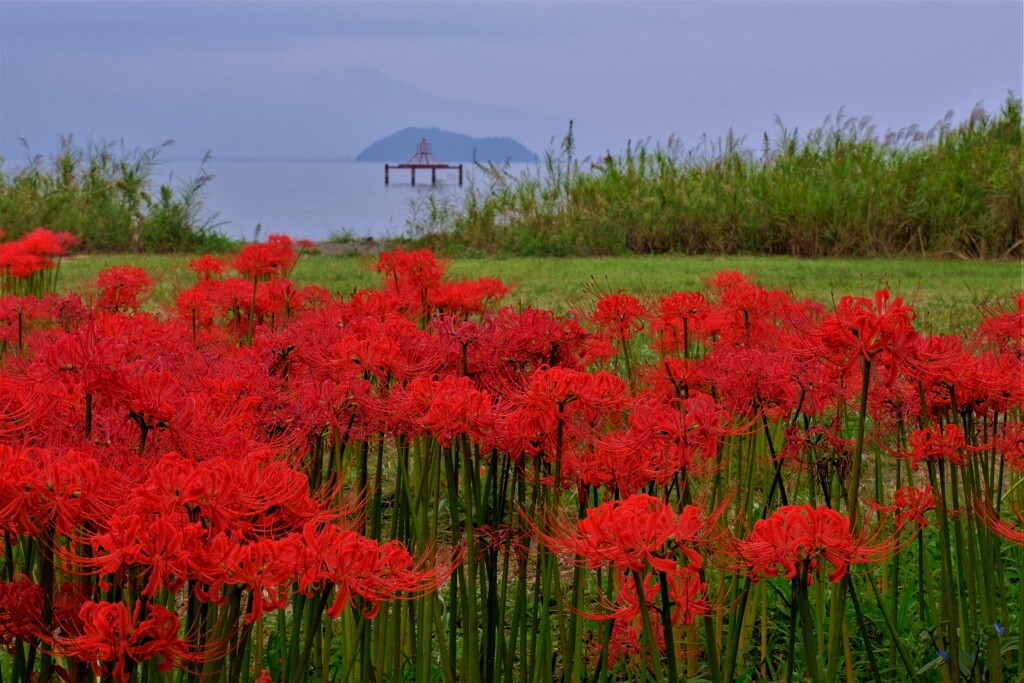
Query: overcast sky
1,1,1021,162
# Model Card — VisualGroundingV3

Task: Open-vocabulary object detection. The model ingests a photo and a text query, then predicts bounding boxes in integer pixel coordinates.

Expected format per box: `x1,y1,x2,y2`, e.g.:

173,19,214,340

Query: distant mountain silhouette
356,127,537,163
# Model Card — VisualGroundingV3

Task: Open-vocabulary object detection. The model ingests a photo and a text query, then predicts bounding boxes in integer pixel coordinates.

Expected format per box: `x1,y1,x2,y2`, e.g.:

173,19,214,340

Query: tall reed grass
417,95,1022,259
0,138,232,252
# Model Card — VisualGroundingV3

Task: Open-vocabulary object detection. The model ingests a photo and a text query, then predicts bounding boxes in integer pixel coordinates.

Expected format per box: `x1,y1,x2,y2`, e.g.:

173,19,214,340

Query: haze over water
161,160,524,242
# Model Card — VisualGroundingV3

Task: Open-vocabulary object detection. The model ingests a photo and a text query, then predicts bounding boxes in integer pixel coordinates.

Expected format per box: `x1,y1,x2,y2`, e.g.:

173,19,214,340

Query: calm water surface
161,160,530,242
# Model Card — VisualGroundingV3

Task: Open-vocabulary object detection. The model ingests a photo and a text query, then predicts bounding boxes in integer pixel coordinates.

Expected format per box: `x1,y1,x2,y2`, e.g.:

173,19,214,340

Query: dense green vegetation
415,96,1022,259
0,138,232,252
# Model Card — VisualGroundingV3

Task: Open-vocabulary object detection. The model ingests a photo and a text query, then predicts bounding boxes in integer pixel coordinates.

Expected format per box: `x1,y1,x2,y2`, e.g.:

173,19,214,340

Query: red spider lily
590,292,648,342
395,374,496,447
785,351,847,419
975,292,1024,357
302,311,442,384
649,291,710,356
863,379,923,436
58,600,190,683
898,423,970,470
87,511,200,598
701,347,802,420
995,421,1024,471
496,365,627,462
116,368,191,448
427,277,510,316
0,294,79,352
17,228,77,259
489,306,591,374
254,277,289,319
582,396,722,495
376,247,447,317
814,287,919,386
473,524,532,563
522,365,629,424
953,351,1023,416
601,573,666,668
95,265,154,312
676,390,735,465
779,421,853,466
189,254,225,280
221,536,302,621
37,319,122,396
297,522,457,619
905,334,967,389
869,485,935,528
640,357,706,400
431,314,496,375
540,494,710,574
973,492,1024,550
592,569,708,668
176,285,218,330
172,453,324,538
702,270,812,349
0,446,110,537
0,575,44,648
203,276,255,316
736,504,895,584
254,276,319,322
0,228,76,282
233,234,298,280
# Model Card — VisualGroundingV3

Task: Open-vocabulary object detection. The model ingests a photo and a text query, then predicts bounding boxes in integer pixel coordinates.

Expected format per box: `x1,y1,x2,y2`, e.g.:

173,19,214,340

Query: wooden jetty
385,138,463,186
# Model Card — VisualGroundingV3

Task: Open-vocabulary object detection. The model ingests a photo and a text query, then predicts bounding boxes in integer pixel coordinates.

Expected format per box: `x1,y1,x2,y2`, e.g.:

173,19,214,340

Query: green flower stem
659,570,679,683
566,495,588,683
38,526,54,683
825,355,870,683
928,459,960,680
291,586,331,682
459,438,482,683
721,579,751,683
785,577,799,683
847,577,882,683
632,569,665,683
796,573,821,683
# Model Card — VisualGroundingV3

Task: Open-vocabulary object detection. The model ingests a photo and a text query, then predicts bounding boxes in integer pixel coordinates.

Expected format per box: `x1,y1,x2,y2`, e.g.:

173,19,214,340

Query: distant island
356,127,537,163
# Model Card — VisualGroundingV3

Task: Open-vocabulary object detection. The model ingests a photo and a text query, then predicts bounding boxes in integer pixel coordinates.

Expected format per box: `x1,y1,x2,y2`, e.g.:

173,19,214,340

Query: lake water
161,160,531,242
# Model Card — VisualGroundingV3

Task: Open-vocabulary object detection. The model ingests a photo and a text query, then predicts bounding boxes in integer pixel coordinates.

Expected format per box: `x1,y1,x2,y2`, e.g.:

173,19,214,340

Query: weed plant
0,138,233,253
417,96,1022,259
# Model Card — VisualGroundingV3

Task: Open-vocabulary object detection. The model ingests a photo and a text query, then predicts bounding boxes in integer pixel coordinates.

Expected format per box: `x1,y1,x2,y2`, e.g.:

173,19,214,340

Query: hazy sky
1,1,1021,162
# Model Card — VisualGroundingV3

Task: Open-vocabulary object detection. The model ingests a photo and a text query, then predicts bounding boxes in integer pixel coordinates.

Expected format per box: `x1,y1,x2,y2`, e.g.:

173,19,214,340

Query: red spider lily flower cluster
543,494,711,574
233,234,298,280
95,265,155,312
58,601,189,683
871,485,936,528
591,292,648,342
899,423,970,470
0,243,1020,682
542,494,713,667
737,505,897,583
0,228,76,283
813,287,919,386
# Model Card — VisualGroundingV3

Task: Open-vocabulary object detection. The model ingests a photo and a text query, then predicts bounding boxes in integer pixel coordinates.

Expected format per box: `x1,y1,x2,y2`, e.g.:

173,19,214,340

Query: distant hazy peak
356,127,537,163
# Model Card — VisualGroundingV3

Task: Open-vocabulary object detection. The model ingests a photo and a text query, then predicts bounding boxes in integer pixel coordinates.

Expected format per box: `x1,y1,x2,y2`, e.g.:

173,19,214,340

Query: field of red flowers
1,229,1022,682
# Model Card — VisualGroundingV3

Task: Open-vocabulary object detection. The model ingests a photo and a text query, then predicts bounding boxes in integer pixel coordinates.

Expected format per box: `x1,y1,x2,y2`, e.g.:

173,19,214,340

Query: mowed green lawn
57,252,1022,332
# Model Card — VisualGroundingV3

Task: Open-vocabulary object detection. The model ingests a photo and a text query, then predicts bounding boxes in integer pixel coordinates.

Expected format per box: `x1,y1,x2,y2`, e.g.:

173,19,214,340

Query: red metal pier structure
385,138,463,187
